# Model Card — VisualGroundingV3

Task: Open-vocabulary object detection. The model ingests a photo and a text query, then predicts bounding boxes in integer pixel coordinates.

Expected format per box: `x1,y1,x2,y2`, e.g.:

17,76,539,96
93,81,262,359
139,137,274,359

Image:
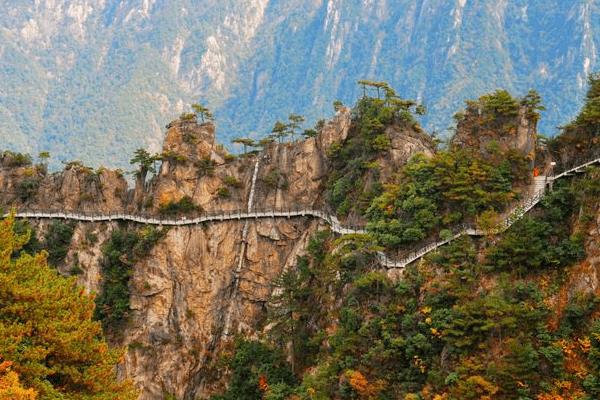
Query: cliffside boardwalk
5,157,600,270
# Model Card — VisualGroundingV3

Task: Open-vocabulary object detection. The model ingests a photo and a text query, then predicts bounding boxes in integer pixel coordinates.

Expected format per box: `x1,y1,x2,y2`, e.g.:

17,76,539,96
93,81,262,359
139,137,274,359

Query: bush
2,151,32,167
263,169,288,190
95,227,165,330
366,150,516,249
223,175,243,188
211,340,296,400
16,178,40,202
217,187,231,198
180,112,196,121
159,196,201,216
161,150,187,163
196,157,216,176
44,221,75,266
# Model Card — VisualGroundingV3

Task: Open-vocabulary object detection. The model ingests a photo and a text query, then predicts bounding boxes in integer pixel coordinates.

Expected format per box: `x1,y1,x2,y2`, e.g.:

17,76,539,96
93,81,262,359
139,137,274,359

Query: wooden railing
4,157,599,270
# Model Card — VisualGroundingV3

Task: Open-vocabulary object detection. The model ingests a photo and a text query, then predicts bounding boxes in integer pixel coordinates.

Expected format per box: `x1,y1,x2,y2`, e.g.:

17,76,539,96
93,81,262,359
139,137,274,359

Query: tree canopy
0,214,138,399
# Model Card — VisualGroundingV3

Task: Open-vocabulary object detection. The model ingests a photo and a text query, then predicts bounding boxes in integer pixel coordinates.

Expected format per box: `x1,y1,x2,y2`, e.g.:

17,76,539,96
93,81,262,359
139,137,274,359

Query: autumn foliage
0,214,138,399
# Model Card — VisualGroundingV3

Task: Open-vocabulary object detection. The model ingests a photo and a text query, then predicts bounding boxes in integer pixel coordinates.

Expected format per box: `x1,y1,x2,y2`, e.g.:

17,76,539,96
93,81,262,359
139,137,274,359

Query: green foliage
263,169,288,190
366,149,518,248
211,340,296,400
325,81,431,217
191,103,213,122
16,178,40,202
129,148,157,180
486,182,585,273
223,175,243,188
158,196,201,216
217,187,231,198
195,157,216,177
180,112,196,121
479,89,519,117
95,226,165,330
1,151,32,167
231,137,256,154
302,128,318,138
215,160,598,400
160,150,187,164
521,89,545,123
271,120,289,143
551,73,600,165
43,221,75,266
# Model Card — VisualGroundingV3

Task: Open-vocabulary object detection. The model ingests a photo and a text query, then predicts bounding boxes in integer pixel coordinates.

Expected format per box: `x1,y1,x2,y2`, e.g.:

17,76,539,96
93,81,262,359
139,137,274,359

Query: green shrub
159,196,201,216
223,175,243,188
2,151,32,167
195,157,216,176
16,178,40,201
95,227,165,330
211,340,296,400
366,149,518,249
161,150,187,163
263,169,288,190
44,221,75,266
217,187,231,198
180,112,196,121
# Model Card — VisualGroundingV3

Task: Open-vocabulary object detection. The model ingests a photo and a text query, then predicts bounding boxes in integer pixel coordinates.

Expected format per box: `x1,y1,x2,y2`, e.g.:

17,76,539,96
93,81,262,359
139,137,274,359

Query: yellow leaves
346,370,369,394
449,374,499,400
430,327,442,337
577,337,591,353
412,356,427,373
537,379,586,400
420,306,432,315
0,361,37,400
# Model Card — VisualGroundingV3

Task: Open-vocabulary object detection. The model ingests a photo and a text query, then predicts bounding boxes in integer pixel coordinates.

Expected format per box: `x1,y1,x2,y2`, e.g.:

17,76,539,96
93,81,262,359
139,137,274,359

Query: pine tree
287,114,305,142
191,103,214,123
130,148,156,183
231,137,256,155
0,213,138,399
271,121,289,144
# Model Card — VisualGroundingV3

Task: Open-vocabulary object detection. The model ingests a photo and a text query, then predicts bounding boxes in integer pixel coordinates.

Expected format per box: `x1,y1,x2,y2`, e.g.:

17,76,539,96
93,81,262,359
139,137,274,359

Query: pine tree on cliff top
0,214,138,399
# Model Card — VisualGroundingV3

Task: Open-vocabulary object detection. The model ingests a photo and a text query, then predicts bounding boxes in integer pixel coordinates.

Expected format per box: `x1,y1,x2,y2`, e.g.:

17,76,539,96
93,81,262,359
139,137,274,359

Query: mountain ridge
1,1,598,167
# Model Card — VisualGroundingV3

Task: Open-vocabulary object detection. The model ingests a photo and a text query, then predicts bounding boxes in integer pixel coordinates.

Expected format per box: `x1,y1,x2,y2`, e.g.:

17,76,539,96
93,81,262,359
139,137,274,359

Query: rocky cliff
0,109,435,399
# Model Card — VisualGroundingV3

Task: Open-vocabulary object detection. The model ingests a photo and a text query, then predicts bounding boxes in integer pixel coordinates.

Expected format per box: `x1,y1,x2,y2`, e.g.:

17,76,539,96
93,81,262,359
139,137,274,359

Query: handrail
3,157,599,271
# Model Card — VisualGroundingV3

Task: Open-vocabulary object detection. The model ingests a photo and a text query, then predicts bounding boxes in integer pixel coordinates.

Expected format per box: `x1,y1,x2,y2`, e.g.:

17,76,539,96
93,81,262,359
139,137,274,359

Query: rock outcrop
451,104,537,161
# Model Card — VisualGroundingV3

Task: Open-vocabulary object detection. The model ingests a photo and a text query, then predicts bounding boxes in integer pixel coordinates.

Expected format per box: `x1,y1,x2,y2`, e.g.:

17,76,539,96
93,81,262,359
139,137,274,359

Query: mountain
1,0,599,169
1,81,599,398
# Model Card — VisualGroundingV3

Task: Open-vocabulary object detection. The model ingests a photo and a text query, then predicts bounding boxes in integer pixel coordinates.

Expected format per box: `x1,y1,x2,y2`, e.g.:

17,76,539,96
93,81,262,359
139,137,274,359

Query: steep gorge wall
0,109,436,399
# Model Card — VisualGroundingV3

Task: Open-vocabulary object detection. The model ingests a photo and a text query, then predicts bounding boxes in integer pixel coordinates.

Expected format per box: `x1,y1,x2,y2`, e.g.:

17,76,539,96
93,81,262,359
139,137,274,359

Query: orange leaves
536,380,586,400
343,370,384,399
258,375,269,392
557,339,589,378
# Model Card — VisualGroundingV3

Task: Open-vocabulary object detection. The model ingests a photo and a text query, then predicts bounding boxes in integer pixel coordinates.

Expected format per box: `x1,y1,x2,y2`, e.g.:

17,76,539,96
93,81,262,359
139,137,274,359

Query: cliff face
0,110,436,399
